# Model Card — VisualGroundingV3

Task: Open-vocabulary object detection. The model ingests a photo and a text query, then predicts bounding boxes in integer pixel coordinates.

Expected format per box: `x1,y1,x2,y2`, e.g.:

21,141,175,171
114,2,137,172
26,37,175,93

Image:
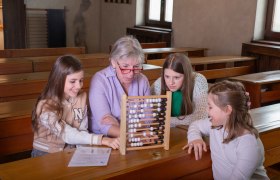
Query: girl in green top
151,53,208,127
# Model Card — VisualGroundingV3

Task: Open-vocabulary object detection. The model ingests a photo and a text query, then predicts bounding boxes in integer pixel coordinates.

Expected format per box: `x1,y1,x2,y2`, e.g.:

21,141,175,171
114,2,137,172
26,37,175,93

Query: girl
151,53,208,127
31,55,119,157
183,80,268,179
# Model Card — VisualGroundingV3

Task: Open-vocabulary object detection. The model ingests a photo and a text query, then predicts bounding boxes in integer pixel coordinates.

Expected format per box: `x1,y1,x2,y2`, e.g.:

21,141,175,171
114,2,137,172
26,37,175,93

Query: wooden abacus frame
120,91,171,155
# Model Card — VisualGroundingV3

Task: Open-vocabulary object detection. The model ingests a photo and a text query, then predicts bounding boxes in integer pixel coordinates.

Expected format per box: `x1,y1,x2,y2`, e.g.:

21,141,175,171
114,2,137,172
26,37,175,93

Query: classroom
0,0,280,179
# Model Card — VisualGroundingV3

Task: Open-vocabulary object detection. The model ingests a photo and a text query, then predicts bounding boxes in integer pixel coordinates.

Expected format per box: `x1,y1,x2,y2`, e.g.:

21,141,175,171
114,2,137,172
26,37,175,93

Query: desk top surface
143,47,207,54
250,103,280,133
0,128,211,179
23,53,110,61
229,70,280,84
190,56,256,65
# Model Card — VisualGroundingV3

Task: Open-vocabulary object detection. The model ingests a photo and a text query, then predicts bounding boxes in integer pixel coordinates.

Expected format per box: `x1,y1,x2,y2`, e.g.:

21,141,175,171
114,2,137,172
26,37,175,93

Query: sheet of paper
68,147,111,167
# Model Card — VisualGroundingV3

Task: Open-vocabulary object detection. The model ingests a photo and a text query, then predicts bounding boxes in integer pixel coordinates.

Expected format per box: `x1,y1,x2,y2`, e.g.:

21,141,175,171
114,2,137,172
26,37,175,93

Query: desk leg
243,82,261,108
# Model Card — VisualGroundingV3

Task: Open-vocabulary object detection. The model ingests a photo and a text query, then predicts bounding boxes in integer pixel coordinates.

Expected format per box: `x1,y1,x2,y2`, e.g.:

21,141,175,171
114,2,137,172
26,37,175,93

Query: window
145,0,173,28
265,0,280,41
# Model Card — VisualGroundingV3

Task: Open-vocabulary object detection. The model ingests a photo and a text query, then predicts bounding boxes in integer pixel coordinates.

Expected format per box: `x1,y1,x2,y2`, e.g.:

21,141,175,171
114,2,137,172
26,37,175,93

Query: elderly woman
88,36,150,137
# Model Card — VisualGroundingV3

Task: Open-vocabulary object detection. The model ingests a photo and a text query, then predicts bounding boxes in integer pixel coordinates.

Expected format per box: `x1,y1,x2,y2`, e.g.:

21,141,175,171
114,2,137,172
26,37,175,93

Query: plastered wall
172,0,258,55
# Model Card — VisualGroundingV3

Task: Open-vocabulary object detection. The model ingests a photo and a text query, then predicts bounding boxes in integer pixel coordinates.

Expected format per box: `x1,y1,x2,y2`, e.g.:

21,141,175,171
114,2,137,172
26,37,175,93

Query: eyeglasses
116,62,143,74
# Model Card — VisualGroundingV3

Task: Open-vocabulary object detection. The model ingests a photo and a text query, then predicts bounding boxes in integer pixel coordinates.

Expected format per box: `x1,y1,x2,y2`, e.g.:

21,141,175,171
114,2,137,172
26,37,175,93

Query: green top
171,90,183,117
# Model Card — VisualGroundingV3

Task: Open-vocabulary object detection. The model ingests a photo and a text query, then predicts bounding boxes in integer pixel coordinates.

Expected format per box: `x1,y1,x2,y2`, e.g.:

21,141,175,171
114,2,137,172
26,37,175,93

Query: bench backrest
141,42,167,49
0,47,86,58
0,58,33,75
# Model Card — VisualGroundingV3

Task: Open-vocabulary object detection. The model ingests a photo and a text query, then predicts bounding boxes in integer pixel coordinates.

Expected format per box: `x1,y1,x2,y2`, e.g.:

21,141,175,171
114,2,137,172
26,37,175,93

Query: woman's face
164,68,184,92
112,57,142,85
64,70,84,99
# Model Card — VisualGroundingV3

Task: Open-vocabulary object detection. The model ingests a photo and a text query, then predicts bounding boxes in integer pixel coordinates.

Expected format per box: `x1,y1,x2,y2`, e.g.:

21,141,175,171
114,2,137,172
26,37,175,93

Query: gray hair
110,36,145,64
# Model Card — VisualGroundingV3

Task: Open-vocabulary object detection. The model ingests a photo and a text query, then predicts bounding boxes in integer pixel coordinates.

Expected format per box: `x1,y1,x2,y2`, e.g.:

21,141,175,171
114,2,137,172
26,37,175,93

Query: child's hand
102,137,120,150
182,139,207,160
101,115,120,126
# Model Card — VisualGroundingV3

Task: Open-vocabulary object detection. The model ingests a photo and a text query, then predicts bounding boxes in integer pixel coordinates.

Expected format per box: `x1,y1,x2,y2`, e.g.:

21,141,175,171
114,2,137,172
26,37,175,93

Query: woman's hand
101,137,120,150
182,139,207,160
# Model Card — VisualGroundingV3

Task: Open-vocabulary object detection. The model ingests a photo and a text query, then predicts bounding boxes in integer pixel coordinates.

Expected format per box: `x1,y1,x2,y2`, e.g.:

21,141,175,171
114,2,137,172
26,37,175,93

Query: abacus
120,91,171,155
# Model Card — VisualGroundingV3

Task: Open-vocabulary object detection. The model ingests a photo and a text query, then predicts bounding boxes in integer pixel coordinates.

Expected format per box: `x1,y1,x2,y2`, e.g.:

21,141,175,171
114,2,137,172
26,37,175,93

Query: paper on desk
68,147,111,167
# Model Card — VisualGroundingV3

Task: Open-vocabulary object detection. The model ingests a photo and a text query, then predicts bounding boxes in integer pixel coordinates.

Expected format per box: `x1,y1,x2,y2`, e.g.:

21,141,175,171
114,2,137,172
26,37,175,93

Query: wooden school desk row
0,103,280,179
0,53,110,75
0,64,162,102
147,55,257,80
230,70,280,108
0,47,86,58
0,47,207,75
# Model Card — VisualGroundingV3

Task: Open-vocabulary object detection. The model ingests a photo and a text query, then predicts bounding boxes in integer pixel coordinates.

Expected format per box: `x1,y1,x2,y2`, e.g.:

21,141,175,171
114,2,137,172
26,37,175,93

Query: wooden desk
143,47,207,60
242,42,280,72
230,70,280,108
0,64,161,102
251,103,280,167
0,128,213,179
0,47,86,58
0,58,33,75
24,53,110,72
0,99,35,156
147,56,256,80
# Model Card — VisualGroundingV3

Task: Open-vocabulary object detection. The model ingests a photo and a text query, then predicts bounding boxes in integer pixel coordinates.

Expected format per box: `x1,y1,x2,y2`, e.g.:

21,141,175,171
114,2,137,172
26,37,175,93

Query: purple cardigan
88,66,150,135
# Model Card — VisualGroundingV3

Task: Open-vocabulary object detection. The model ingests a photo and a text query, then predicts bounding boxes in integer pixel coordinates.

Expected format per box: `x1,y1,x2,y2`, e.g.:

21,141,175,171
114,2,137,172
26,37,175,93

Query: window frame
264,0,280,41
145,0,172,29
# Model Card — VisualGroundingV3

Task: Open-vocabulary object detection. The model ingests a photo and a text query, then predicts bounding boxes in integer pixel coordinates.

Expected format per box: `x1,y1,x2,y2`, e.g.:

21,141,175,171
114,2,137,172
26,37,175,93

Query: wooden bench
0,58,33,75
0,47,86,58
0,128,213,179
229,70,280,108
147,56,256,81
0,99,35,158
26,53,110,72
